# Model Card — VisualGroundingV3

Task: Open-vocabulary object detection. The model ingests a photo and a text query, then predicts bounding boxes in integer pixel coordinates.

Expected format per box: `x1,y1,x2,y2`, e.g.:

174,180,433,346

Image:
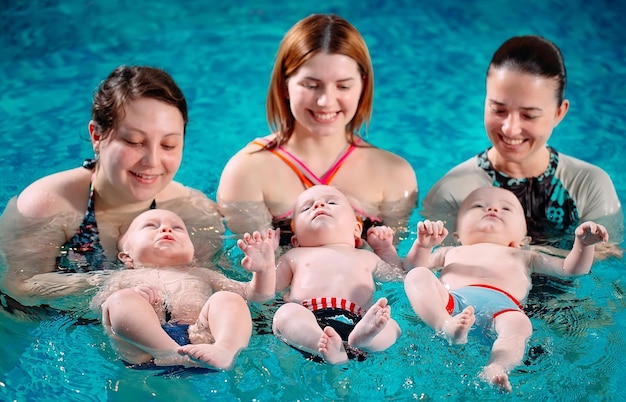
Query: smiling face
291,185,362,247
455,187,528,247
118,209,194,267
484,67,568,176
286,52,363,139
91,97,185,205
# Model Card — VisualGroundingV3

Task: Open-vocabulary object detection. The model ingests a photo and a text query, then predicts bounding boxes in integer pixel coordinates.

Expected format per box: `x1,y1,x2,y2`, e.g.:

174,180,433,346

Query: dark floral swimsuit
55,159,156,273
477,146,579,248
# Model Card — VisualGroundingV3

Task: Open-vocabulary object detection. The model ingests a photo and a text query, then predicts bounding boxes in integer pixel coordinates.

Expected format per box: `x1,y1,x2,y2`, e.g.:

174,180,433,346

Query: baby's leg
404,267,474,344
273,302,348,364
101,288,184,365
479,311,532,393
348,298,401,351
179,291,252,370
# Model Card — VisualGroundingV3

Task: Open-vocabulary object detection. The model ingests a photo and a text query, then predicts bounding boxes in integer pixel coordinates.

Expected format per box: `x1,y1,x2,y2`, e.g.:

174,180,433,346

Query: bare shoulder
160,181,209,202
218,135,277,202
360,144,411,166
16,168,91,218
357,144,417,193
222,134,276,172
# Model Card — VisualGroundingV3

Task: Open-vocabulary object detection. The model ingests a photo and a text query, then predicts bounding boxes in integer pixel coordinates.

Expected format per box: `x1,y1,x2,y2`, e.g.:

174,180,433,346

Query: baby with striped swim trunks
247,185,403,364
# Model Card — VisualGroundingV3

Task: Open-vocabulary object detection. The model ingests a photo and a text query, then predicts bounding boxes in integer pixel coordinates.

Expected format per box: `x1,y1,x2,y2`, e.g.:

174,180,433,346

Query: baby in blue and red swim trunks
403,186,608,392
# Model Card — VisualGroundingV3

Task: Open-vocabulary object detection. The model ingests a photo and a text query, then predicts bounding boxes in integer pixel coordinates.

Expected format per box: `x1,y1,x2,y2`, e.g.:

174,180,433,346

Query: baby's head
117,209,195,268
455,187,529,247
291,185,362,247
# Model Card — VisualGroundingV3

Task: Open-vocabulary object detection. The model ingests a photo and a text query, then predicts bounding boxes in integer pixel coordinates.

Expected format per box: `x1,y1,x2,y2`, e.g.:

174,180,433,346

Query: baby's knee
404,266,435,285
208,290,247,307
272,303,305,331
106,288,145,306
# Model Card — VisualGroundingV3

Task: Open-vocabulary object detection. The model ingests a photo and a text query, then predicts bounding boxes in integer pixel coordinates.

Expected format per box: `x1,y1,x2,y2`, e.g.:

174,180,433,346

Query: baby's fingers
577,221,609,245
418,220,446,236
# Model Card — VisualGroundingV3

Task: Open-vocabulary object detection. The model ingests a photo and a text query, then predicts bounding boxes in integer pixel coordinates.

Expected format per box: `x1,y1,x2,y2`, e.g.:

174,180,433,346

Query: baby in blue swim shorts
91,209,277,370
403,187,608,392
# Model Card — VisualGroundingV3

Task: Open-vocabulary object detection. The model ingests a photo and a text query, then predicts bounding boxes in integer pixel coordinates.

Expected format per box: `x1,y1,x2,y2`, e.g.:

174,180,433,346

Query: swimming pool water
1,0,625,400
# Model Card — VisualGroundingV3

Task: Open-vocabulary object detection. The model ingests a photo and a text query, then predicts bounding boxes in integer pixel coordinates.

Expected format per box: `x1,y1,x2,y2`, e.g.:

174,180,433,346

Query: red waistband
469,284,523,309
301,297,365,317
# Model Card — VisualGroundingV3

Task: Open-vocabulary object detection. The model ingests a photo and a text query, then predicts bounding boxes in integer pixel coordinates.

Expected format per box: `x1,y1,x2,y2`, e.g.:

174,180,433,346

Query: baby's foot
178,343,238,370
348,298,390,349
318,326,348,364
480,363,512,392
442,306,475,344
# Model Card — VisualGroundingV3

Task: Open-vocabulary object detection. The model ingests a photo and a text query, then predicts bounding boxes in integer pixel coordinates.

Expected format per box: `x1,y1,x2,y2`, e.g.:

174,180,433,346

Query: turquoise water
1,0,625,400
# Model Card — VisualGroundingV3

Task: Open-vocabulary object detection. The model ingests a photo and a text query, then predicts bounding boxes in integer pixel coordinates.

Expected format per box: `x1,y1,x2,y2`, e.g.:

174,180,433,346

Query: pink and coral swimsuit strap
253,140,315,188
301,297,365,317
253,138,358,187
253,138,382,223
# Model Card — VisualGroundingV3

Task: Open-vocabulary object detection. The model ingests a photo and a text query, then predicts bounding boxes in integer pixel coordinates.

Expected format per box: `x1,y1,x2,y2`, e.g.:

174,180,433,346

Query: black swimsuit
56,159,156,273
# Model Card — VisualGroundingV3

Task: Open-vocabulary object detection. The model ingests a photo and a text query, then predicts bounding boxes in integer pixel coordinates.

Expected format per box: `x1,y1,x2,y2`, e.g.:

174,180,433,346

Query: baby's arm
90,272,159,313
404,220,448,270
367,226,403,269
532,221,609,276
563,222,609,274
236,228,279,302
132,285,161,305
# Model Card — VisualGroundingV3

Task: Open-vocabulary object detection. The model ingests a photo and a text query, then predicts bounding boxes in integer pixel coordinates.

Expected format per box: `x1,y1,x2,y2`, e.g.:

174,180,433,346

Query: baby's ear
520,236,532,248
353,218,363,243
117,251,135,269
291,235,300,248
509,236,531,249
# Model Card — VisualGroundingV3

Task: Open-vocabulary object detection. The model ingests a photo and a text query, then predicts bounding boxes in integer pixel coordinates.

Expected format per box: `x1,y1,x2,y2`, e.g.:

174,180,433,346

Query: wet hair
487,35,567,105
266,14,374,147
91,65,188,140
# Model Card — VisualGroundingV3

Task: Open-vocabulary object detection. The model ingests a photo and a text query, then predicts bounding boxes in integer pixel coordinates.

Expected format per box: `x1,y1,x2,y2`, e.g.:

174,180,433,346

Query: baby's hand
133,285,161,305
576,221,609,246
237,228,279,272
415,220,448,248
366,226,395,252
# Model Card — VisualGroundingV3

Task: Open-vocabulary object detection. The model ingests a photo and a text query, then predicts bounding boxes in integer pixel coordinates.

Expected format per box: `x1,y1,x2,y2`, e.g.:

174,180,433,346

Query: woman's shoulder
424,156,489,199
357,143,416,179
17,167,91,218
555,152,618,195
555,152,621,219
219,135,278,178
160,181,220,213
556,152,612,178
360,141,408,162
226,134,277,161
217,135,279,203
